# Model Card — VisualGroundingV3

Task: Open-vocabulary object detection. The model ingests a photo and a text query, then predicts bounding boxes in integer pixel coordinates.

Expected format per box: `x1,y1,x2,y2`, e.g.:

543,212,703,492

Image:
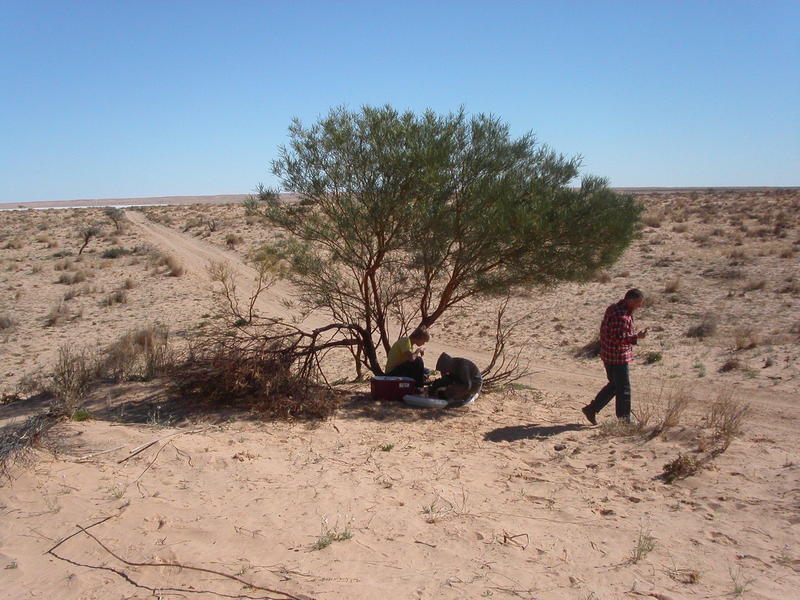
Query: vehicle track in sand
125,210,798,434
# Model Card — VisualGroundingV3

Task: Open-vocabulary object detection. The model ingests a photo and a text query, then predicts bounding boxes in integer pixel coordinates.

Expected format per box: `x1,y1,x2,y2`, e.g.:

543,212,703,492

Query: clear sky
1,1,798,203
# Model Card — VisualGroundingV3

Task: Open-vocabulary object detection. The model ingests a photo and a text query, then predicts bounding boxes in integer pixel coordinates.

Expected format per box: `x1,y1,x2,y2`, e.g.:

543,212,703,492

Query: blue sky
1,1,798,203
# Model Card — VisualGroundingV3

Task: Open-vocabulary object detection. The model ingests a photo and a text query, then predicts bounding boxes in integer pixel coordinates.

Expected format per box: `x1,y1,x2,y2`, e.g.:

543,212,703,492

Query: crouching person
385,326,430,388
430,352,482,407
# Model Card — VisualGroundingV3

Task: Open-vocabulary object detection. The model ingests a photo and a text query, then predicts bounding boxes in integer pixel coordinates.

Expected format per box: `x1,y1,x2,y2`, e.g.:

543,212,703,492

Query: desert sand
1,189,798,599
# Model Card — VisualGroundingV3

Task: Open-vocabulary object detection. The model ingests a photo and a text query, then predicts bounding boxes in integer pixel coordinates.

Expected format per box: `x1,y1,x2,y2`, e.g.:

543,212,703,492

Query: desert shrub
662,454,702,483
733,327,759,350
663,277,681,293
705,391,749,450
78,226,100,255
100,325,174,382
52,250,73,258
719,358,741,372
157,254,184,277
644,351,662,364
44,300,73,326
56,270,88,285
53,259,72,271
687,313,718,339
49,346,97,411
103,289,128,306
778,280,800,294
574,337,600,359
641,211,663,228
225,233,243,248
778,246,795,259
0,313,14,330
101,247,132,259
671,223,688,233
123,277,137,289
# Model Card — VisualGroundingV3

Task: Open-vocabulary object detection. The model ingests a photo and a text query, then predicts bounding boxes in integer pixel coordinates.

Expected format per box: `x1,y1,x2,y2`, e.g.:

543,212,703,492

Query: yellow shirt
385,336,413,373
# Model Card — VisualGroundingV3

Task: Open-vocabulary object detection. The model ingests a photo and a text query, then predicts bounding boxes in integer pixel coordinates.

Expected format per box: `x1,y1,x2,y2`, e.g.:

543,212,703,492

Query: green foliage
255,106,641,371
102,247,132,259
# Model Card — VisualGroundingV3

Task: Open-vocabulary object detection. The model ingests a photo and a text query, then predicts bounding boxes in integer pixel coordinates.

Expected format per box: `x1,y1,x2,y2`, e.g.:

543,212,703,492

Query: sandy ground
1,189,799,599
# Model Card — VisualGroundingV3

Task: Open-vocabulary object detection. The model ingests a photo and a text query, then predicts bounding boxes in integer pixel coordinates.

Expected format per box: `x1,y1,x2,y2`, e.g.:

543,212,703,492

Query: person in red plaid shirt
582,289,649,425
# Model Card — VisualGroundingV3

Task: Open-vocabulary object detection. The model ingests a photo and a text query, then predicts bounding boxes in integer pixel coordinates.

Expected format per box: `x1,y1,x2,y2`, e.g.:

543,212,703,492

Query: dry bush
663,277,681,293
157,254,184,277
103,289,128,306
719,357,741,373
639,384,692,435
56,270,88,285
733,327,759,350
641,211,663,228
100,325,174,382
49,346,97,411
0,313,14,330
225,233,243,248
662,454,702,483
779,246,795,259
171,323,339,420
778,280,800,294
53,258,73,271
44,300,74,326
687,313,718,339
705,391,750,450
123,277,137,289
671,223,688,233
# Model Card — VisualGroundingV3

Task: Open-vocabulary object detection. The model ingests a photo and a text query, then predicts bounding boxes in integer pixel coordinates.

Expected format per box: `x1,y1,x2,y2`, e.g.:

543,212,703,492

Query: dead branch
48,521,314,600
480,296,532,389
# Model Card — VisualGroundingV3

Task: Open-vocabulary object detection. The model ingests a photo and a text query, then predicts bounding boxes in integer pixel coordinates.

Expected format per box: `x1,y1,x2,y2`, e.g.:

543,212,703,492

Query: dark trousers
387,357,426,387
589,362,631,418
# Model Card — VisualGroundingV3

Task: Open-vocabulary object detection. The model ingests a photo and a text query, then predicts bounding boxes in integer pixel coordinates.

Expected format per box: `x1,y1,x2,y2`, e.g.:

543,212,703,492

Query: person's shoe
581,405,597,425
618,414,632,424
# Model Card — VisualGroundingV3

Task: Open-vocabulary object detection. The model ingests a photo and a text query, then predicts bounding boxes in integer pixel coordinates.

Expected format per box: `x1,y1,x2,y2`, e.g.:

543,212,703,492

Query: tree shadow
484,422,587,443
336,393,464,423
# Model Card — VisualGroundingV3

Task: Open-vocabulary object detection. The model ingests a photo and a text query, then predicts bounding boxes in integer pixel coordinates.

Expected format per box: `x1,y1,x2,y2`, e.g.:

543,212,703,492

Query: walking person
582,289,648,425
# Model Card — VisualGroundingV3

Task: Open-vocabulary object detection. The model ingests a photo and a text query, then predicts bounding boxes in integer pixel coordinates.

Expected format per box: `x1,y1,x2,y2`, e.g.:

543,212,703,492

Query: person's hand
637,328,649,339
417,347,425,357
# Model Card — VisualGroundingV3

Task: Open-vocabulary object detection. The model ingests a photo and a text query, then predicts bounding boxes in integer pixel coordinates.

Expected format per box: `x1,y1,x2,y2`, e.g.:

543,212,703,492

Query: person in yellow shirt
385,326,430,387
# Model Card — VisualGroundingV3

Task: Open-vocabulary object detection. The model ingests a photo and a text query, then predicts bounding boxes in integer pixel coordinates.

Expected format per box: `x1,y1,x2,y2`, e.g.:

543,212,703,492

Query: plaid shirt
599,300,638,364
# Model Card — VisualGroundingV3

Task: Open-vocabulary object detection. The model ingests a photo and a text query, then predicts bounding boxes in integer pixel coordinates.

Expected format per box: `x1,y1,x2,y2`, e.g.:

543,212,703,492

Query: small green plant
644,351,662,364
379,443,394,452
728,565,754,597
693,361,706,377
70,408,93,421
630,524,656,563
312,516,353,550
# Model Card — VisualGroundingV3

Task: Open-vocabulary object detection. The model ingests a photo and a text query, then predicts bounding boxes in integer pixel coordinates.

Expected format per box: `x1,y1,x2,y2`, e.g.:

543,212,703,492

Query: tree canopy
250,105,641,375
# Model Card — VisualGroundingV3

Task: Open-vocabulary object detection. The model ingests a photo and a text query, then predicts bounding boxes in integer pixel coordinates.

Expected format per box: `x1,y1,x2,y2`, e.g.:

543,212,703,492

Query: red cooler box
370,376,416,401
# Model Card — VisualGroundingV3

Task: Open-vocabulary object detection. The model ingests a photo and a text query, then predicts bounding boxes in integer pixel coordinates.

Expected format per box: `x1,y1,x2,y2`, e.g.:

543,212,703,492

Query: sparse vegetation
0,313,14,330
629,524,656,563
662,453,702,483
102,247,132,259
687,313,718,339
312,516,353,550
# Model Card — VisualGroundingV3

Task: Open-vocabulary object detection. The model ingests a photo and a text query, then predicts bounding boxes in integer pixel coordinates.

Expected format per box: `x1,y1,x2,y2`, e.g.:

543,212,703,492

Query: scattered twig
414,540,437,548
118,425,214,464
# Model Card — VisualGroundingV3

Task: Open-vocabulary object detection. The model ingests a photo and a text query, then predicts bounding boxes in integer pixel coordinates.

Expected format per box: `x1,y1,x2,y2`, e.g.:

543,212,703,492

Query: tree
103,207,124,232
78,226,100,255
249,105,642,377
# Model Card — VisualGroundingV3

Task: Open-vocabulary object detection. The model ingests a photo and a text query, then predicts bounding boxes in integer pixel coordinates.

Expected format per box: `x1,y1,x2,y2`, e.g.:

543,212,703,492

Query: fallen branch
47,520,314,600
118,425,215,464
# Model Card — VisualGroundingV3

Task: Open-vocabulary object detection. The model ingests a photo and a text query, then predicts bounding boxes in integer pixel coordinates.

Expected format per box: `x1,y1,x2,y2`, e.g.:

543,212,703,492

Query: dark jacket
435,353,482,390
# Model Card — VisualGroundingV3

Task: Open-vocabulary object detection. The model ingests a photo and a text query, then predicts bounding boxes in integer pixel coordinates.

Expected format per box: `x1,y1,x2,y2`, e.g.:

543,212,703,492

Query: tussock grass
705,390,750,450
103,289,128,307
687,313,718,339
733,327,759,350
101,324,174,382
663,276,681,293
